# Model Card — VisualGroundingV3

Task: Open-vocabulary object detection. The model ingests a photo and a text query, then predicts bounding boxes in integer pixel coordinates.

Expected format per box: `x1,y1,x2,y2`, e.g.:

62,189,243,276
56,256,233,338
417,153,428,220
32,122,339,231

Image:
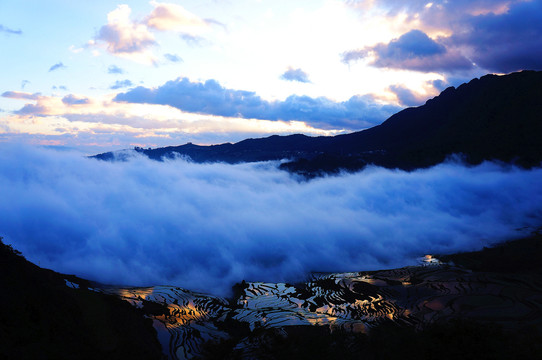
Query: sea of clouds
1,143,541,295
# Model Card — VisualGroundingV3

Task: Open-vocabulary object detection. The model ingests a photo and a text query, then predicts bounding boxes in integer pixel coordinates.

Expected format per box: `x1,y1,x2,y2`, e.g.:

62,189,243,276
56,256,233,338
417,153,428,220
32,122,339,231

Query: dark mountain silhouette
94,70,542,175
0,238,163,359
2,233,542,359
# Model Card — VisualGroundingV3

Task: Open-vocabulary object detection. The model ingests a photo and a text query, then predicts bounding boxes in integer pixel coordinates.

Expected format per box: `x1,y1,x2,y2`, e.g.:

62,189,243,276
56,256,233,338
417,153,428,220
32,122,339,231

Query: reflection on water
115,287,154,307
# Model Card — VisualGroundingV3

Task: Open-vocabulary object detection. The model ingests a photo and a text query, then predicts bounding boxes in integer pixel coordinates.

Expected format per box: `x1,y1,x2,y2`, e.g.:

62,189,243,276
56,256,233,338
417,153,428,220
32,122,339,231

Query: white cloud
145,1,209,35
91,2,211,64
94,4,157,64
1,144,541,295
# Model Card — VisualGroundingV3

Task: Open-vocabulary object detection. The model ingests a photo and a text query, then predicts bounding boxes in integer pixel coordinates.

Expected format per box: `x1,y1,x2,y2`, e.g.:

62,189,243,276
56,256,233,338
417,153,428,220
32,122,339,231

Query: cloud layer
1,144,541,295
115,77,400,129
0,90,340,151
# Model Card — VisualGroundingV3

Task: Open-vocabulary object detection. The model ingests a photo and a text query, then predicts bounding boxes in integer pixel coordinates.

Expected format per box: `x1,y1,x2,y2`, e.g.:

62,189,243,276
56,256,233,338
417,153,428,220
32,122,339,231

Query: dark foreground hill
0,238,163,360
94,70,542,176
2,232,542,359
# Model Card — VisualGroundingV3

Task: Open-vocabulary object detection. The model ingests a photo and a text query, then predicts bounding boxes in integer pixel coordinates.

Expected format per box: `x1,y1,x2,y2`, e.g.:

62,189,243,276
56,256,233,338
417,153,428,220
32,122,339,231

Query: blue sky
1,0,541,152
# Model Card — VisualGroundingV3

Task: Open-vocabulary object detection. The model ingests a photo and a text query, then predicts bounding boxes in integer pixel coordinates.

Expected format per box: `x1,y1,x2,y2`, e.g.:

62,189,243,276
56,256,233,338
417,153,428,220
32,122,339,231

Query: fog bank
1,144,541,295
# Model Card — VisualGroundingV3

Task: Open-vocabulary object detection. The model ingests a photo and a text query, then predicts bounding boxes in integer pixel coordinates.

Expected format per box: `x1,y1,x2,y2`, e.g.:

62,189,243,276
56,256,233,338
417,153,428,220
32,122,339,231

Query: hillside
2,233,542,359
94,71,542,176
0,238,163,360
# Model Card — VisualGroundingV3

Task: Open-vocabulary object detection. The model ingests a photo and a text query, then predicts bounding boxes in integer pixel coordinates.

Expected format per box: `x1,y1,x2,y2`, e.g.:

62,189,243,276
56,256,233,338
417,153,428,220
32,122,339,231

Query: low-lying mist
1,143,541,295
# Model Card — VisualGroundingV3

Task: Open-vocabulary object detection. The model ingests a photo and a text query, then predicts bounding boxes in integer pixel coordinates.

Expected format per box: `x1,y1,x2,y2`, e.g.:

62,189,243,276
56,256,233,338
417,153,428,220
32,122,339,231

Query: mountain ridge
93,70,542,176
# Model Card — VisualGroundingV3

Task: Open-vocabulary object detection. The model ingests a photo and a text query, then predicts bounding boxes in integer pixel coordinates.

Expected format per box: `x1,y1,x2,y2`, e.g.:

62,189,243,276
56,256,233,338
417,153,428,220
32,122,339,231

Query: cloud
92,3,212,64
164,53,182,62
388,84,427,107
49,62,67,72
448,0,542,73
204,18,227,31
387,79,445,107
114,77,400,129
108,65,125,74
379,29,447,57
21,80,30,89
2,91,40,100
62,94,90,105
94,5,156,63
145,1,209,34
280,67,311,83
1,91,338,150
343,30,473,73
69,45,84,54
430,79,448,92
13,104,48,116
346,0,542,73
1,144,541,295
0,24,22,35
346,0,516,26
180,33,207,46
110,79,134,90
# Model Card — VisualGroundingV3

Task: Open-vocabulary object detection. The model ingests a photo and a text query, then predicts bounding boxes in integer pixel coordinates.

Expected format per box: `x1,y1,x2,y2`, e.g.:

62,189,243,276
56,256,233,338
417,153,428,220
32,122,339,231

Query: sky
1,0,541,152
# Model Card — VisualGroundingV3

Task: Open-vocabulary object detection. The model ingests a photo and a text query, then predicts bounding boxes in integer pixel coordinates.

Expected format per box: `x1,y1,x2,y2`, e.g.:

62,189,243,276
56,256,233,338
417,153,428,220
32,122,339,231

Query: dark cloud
108,65,125,74
110,79,134,90
346,0,542,73
0,24,22,35
280,67,311,83
343,30,473,73
114,77,400,129
62,94,90,105
164,53,182,62
346,0,514,25
52,85,68,91
448,0,542,73
378,29,446,57
1,144,541,295
49,62,66,72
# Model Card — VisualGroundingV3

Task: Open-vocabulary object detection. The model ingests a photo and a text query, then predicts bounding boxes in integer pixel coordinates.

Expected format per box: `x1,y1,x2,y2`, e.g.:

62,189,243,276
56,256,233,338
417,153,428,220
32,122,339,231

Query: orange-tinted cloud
145,1,208,34
93,5,156,64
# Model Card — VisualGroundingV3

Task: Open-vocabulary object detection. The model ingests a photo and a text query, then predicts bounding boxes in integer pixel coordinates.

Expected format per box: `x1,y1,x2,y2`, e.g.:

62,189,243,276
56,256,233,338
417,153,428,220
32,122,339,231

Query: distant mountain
94,71,542,176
